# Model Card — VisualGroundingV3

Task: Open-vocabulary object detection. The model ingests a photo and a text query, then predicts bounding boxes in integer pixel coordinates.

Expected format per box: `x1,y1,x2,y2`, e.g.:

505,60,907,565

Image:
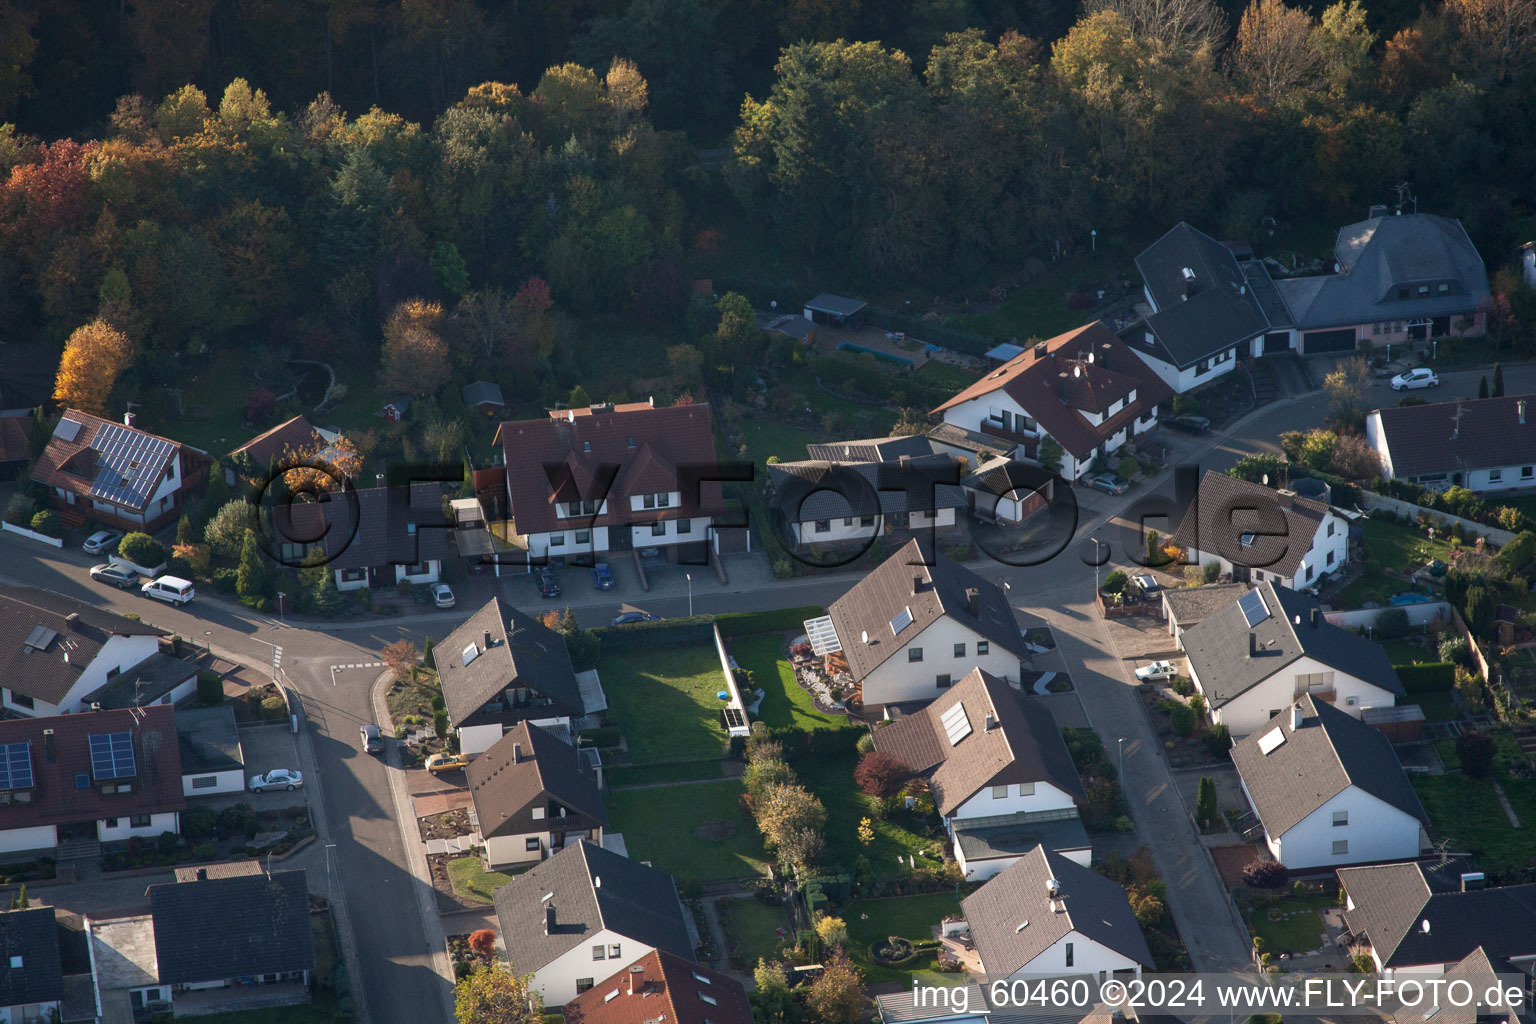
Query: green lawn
1244,895,1334,955
447,856,518,904
1412,774,1536,876
1410,691,1461,722
719,896,790,969
731,635,844,731
602,646,732,764
958,275,1089,342
846,893,963,984
1339,518,1457,608
914,360,981,391
796,754,944,879
737,377,895,471
606,780,770,883
607,762,723,787
1383,639,1438,665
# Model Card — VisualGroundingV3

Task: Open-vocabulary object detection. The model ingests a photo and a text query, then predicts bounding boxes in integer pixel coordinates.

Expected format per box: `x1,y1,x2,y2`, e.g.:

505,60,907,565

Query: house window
1296,671,1334,693
908,648,923,663
1438,282,1450,295
1397,287,1410,300
1020,782,1035,796
936,674,951,689
1306,565,1314,581
1490,469,1503,482
860,516,875,528
700,994,718,1006
843,517,853,527
814,520,830,534
1372,323,1381,335
576,980,595,994
75,774,89,790
609,944,621,959
1332,840,1349,855
407,523,417,535
532,807,545,820
1327,551,1335,566
1239,532,1255,548
341,568,366,582
1523,466,1534,479
651,522,667,537
191,776,218,789
953,643,966,658
977,641,989,656
627,437,635,448
1254,571,1265,582
105,818,118,829
550,534,565,547
1065,942,1074,967
593,946,606,961
583,441,591,453
677,519,691,534
1327,522,1335,536
405,562,427,576
526,837,540,851
1333,810,1349,827
9,693,33,710
643,492,671,509
1417,285,1430,297
992,785,1008,799
576,530,590,543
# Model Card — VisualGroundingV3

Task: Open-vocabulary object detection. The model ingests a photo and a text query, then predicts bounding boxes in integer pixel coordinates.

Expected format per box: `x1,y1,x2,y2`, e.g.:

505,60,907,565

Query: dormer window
1417,284,1429,298
1397,286,1410,300
1437,282,1449,295
626,437,635,448
583,441,591,453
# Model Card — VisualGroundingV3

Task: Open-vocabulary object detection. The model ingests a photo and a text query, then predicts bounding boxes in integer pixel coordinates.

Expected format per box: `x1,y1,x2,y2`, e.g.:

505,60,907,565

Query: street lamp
1118,737,1125,783
276,591,285,623
1090,229,1097,254
1091,536,1106,599
685,573,693,618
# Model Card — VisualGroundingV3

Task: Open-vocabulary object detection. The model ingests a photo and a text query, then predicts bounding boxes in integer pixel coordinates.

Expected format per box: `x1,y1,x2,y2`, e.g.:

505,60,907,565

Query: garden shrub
3,493,36,526
1242,859,1287,888
1456,732,1497,779
1396,662,1455,693
118,532,165,567
716,606,827,637
1496,531,1536,572
1375,608,1411,639
578,726,623,748
1169,703,1195,736
28,510,62,538
181,807,217,841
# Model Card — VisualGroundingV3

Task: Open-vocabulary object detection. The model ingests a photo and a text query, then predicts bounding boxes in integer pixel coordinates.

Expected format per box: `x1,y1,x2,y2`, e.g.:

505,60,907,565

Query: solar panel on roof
803,616,843,656
1238,589,1270,627
939,701,972,746
88,422,176,508
890,607,914,635
53,418,83,442
22,626,57,652
0,743,33,791
1257,727,1286,755
89,732,136,780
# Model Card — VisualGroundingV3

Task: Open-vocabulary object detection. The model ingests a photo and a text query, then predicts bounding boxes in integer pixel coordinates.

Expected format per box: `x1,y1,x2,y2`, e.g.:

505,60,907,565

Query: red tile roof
226,416,327,471
0,706,185,830
564,951,752,1024
492,403,723,537
30,410,188,514
0,411,31,463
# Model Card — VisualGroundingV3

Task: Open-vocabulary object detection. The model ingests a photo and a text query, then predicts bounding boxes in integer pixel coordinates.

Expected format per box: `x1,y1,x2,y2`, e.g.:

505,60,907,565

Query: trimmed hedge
1396,661,1455,693
764,723,864,760
590,616,715,653
715,605,826,637
578,726,622,748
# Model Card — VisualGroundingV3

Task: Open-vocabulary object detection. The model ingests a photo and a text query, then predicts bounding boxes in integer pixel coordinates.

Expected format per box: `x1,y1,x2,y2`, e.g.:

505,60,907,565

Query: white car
1135,660,1178,682
1390,368,1439,391
430,583,455,608
249,769,303,792
1132,573,1161,595
82,530,123,555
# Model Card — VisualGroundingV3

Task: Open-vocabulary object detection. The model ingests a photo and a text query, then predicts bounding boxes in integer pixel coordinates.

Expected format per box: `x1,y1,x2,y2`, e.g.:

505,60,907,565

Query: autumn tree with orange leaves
53,320,133,415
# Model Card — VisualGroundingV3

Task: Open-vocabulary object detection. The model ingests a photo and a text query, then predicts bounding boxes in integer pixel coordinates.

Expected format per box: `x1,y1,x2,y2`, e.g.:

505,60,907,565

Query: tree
1083,0,1228,56
1465,585,1494,635
312,569,342,617
454,965,540,1024
805,952,869,1024
1170,702,1196,736
1196,775,1219,830
1299,429,1339,472
53,320,134,415
1315,1,1376,95
467,929,497,957
1492,361,1505,397
1323,357,1370,416
431,242,470,299
279,435,363,494
568,385,592,409
1145,529,1162,567
380,300,451,398
422,416,467,464
1329,433,1382,480
751,959,796,1024
1229,0,1321,105
236,529,268,601
1103,569,1129,595
422,635,437,670
815,915,848,950
1037,436,1065,475
853,751,909,797
756,782,826,852
1456,731,1498,778
776,826,825,877
382,640,420,679
28,510,61,538
205,500,260,559
1445,0,1536,81
118,532,165,568
744,757,797,801
1242,859,1287,887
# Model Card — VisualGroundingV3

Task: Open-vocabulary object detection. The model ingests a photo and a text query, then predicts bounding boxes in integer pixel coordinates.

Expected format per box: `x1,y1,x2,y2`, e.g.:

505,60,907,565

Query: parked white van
141,575,196,605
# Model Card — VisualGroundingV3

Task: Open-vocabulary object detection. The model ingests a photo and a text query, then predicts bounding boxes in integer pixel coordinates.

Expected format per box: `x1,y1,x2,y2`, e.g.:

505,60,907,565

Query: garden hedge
590,616,715,653
1395,661,1456,693
715,605,826,637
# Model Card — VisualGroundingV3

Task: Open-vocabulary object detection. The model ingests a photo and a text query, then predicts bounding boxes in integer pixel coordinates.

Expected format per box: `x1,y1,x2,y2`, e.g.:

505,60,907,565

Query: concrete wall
98,810,180,843
0,998,61,1024
183,769,245,796
486,831,547,869
531,929,655,1006
458,723,505,759
860,618,1021,707
1324,603,1451,630
0,523,63,547
0,825,57,854
1359,492,1519,547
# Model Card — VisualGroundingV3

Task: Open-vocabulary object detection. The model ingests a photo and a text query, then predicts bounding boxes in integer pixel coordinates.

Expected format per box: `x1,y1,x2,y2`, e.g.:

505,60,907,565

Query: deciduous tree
1229,0,1322,105
1446,0,1536,81
53,320,133,415
380,300,451,397
853,751,909,797
205,500,260,560
236,528,268,600
454,966,540,1024
1083,0,1228,57
805,952,869,1024
381,640,420,679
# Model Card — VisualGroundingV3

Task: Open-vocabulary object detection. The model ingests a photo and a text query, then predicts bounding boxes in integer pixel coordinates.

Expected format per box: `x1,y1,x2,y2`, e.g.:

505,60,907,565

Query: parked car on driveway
611,610,658,626
1132,572,1161,595
538,569,561,598
425,752,470,775
1086,473,1128,496
359,724,384,754
429,583,455,608
82,530,123,555
250,768,303,792
591,563,615,590
1390,367,1439,390
1135,660,1178,682
1164,415,1211,434
90,563,139,589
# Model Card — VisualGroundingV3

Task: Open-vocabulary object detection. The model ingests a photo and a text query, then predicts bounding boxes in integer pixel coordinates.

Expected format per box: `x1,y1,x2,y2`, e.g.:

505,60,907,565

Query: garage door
1263,332,1291,354
1303,329,1356,354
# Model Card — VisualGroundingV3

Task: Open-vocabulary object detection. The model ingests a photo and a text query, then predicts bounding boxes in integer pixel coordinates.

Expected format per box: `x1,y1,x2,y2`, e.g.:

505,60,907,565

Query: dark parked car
611,611,658,626
359,723,384,754
1164,414,1212,434
538,569,562,598
591,563,615,590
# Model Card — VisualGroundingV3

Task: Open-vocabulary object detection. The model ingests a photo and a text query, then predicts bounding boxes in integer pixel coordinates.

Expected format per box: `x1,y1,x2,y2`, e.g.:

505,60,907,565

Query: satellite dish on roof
861,631,869,644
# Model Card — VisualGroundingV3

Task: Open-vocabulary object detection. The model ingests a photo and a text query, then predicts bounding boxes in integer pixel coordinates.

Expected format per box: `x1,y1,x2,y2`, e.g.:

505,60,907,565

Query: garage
1263,332,1291,354
1302,329,1356,354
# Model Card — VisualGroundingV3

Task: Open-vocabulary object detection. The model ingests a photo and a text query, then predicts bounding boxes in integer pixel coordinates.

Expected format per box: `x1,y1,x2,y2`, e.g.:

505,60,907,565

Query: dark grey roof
0,588,165,705
927,423,1011,459
1179,581,1403,708
437,598,584,726
175,706,244,774
274,484,453,572
952,812,1091,863
1339,862,1536,968
1232,695,1429,840
1129,223,1271,367
462,381,506,409
770,456,966,522
765,315,815,340
1368,394,1536,479
804,294,866,317
1172,471,1335,581
962,846,1153,973
467,722,606,840
60,973,96,1023
494,841,693,976
1242,262,1293,328
81,650,198,710
1393,946,1535,1024
149,870,314,984
963,456,1053,499
0,908,63,1006
873,668,1085,816
1160,583,1248,630
1277,214,1489,331
806,435,935,463
826,540,1025,683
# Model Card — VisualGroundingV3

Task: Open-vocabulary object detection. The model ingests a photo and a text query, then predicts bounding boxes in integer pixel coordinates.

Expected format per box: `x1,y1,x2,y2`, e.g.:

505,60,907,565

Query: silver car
90,563,139,588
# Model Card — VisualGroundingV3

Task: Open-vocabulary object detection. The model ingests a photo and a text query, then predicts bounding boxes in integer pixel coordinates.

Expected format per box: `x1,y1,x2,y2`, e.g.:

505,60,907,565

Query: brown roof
931,322,1172,460
492,402,723,538
466,722,606,840
565,950,752,1024
30,410,187,514
437,598,585,725
0,588,166,706
0,410,31,463
825,539,1025,682
873,668,1085,816
173,860,263,883
226,416,327,471
1172,471,1334,580
0,705,185,829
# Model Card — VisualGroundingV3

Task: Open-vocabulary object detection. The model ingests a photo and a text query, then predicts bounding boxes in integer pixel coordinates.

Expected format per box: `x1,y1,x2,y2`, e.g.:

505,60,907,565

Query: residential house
0,705,184,855
493,400,725,564
31,410,208,532
0,409,33,480
1232,696,1429,869
873,668,1088,879
77,646,200,713
1171,471,1349,590
1338,860,1536,973
1366,395,1536,493
1119,223,1275,393
1392,947,1536,1024
175,706,245,796
962,456,1056,526
931,322,1171,482
493,840,695,1006
224,415,343,489
1160,582,1248,638
564,950,752,1024
769,446,965,547
467,721,606,870
961,846,1153,980
819,540,1027,708
1273,211,1489,354
926,423,1010,469
0,589,166,718
438,598,593,757
1177,580,1405,736
274,483,452,591
0,908,62,1024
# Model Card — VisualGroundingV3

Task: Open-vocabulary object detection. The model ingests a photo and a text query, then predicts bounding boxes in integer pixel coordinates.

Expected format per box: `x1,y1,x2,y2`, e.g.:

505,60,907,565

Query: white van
141,575,196,605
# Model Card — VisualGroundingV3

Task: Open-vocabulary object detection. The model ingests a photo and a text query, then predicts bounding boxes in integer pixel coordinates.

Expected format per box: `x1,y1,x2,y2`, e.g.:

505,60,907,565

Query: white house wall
182,769,245,796
394,559,441,585
457,723,504,758
529,928,654,1006
1271,787,1424,870
0,999,61,1024
1197,654,1399,736
958,846,1091,882
485,832,548,870
0,825,57,854
860,618,1021,706
951,781,1078,823
630,517,712,549
1364,414,1395,480
51,635,166,713
993,931,1143,980
97,810,180,843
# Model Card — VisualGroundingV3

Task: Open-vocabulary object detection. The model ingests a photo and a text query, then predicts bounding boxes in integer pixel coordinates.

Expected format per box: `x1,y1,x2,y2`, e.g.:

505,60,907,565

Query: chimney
1291,702,1304,730
984,713,997,731
42,729,54,764
1099,343,1111,369
899,454,911,469
123,411,136,428
483,630,492,650
1369,204,1389,219
544,904,557,935
1278,490,1295,509
913,575,924,595
64,612,79,631
1310,607,1321,629
1057,372,1069,402
1520,400,1527,425
513,742,522,763
965,587,980,617
1248,633,1257,658
1460,872,1486,891
1034,342,1048,359
197,868,208,881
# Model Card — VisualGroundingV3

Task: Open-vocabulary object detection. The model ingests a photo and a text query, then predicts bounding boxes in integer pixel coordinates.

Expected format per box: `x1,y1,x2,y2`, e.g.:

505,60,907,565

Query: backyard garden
1413,730,1536,881
605,780,770,884
845,892,964,985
